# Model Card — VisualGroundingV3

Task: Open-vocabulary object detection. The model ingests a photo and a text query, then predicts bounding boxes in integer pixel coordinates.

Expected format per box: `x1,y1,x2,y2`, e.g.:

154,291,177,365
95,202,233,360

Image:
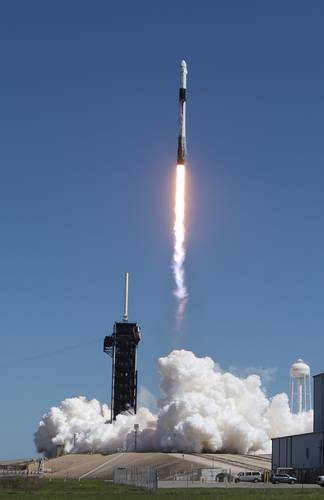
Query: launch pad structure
103,273,141,421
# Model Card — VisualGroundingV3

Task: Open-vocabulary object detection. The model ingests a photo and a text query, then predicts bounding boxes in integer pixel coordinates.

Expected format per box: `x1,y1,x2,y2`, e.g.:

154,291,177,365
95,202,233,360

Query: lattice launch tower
103,273,141,421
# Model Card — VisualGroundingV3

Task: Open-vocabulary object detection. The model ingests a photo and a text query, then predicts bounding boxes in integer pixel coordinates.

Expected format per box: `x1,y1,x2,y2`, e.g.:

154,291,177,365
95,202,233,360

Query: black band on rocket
179,88,186,101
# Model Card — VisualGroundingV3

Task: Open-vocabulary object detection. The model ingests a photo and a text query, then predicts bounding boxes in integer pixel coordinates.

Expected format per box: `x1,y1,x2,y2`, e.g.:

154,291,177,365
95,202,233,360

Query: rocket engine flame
172,164,188,325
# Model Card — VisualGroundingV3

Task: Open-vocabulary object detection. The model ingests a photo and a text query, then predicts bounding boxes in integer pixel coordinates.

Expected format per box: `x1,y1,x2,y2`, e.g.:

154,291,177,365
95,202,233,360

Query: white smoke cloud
35,350,313,458
138,385,157,413
229,365,278,388
35,398,156,457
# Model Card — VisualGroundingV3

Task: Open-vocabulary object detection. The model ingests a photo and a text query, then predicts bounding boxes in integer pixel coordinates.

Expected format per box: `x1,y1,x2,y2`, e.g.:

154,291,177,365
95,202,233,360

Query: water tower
289,359,312,413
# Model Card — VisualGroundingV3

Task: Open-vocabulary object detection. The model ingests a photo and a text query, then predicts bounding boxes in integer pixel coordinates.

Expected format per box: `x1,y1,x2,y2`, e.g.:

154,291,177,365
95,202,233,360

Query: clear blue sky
1,0,324,459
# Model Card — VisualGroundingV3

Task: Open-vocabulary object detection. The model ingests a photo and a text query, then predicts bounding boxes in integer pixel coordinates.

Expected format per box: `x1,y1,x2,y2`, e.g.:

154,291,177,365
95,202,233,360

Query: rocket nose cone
180,60,188,76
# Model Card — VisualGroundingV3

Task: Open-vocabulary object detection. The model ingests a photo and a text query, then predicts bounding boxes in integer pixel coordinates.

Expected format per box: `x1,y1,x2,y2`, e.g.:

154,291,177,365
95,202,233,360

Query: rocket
177,60,188,165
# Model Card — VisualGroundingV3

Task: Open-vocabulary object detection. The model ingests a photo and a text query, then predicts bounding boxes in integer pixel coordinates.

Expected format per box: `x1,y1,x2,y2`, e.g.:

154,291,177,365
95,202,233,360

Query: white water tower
289,359,312,413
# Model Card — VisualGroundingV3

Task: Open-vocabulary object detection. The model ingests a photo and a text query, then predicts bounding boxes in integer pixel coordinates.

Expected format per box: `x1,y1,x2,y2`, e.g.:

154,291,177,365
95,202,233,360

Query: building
0,459,43,476
272,372,324,481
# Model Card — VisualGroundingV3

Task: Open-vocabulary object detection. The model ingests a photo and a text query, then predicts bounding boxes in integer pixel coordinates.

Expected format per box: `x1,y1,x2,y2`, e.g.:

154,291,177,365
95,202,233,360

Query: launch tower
103,273,141,421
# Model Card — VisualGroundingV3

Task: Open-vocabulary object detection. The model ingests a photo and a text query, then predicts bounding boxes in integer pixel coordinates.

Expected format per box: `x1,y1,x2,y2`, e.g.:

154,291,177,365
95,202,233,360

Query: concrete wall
314,373,324,432
272,432,324,470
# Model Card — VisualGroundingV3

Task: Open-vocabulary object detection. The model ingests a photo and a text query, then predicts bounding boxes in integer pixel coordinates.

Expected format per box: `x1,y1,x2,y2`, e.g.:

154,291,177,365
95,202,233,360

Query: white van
235,471,262,483
317,476,324,487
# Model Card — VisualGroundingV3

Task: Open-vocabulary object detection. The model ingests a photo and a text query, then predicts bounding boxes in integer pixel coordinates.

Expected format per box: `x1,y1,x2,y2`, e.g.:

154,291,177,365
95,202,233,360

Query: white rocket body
177,60,187,165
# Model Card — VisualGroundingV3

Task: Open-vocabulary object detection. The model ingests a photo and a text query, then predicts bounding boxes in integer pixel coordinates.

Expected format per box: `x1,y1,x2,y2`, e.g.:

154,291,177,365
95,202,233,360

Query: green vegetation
0,479,323,499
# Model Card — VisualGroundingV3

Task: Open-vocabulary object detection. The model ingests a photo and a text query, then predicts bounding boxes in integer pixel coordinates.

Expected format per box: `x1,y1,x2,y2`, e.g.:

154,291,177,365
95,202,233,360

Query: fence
174,468,234,483
113,466,158,492
0,476,41,494
295,468,324,484
0,470,42,478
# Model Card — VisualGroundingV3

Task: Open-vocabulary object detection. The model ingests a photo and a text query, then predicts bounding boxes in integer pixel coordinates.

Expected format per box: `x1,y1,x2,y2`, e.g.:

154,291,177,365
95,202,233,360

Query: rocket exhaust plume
172,60,188,326
173,164,187,325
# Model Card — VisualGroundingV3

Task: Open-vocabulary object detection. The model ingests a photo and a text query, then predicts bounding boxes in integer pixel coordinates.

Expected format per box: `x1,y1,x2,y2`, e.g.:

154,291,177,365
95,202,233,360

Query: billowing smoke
35,350,312,457
172,165,188,327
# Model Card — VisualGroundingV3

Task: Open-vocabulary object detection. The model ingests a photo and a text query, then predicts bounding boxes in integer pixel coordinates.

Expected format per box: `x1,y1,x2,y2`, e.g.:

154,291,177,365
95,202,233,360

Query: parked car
317,475,324,487
271,473,297,484
235,471,262,483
